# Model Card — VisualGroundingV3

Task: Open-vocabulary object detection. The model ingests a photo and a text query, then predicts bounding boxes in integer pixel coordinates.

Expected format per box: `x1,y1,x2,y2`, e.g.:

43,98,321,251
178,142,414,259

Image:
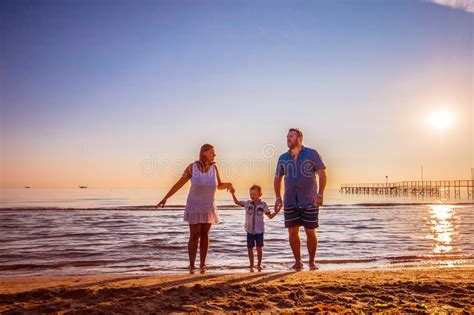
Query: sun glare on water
428,205,456,255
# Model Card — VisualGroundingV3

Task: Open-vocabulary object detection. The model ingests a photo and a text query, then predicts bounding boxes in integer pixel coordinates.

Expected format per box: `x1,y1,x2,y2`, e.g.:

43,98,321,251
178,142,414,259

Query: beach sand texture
1,267,473,314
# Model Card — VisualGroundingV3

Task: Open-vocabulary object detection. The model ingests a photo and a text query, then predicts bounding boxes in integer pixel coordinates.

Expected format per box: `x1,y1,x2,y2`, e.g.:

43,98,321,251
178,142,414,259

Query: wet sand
1,267,473,314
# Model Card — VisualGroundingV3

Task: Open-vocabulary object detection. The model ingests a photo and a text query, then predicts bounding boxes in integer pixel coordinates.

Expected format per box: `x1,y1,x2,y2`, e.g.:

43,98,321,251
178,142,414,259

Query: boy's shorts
284,205,319,229
247,232,264,248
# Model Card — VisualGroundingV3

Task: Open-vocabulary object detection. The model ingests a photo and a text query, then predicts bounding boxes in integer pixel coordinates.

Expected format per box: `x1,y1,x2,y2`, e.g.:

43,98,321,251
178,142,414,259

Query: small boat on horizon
78,185,88,189
24,186,31,189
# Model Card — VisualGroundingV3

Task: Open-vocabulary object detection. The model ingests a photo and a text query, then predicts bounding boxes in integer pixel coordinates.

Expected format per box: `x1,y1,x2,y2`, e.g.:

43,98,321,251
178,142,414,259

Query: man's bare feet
257,264,263,271
291,261,304,270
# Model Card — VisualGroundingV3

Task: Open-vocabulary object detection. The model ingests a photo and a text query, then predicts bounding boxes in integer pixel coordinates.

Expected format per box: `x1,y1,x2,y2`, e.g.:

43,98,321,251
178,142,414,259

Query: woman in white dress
156,144,233,271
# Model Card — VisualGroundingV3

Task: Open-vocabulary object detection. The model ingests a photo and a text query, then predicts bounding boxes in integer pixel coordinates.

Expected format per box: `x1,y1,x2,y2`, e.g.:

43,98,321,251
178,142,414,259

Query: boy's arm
264,203,279,219
231,191,245,207
266,211,278,219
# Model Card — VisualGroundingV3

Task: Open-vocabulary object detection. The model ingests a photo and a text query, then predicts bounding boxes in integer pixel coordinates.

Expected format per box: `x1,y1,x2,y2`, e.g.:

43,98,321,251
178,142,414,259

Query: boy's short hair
249,184,262,194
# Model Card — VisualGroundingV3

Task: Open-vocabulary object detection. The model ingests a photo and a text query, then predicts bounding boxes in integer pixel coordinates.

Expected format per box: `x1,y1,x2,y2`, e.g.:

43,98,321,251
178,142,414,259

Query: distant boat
78,185,88,189
24,186,31,189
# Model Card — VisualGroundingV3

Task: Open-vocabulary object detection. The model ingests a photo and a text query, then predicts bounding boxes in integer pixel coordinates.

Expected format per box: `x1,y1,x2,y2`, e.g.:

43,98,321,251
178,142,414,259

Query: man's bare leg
288,226,303,269
305,227,318,270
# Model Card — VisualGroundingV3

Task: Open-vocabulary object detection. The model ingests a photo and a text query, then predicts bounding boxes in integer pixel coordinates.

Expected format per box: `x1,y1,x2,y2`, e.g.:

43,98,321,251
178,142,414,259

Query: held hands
227,183,235,193
274,197,282,213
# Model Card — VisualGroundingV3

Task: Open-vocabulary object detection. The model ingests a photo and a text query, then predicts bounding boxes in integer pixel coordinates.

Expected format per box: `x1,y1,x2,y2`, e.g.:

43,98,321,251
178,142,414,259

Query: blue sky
1,0,472,188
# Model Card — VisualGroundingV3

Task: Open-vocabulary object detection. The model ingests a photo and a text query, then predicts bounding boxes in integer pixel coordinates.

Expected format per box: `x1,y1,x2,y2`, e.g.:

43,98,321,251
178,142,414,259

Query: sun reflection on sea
428,205,456,254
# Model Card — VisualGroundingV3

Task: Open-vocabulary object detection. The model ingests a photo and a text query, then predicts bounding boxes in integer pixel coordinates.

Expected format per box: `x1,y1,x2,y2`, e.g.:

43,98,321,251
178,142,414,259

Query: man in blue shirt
274,128,327,270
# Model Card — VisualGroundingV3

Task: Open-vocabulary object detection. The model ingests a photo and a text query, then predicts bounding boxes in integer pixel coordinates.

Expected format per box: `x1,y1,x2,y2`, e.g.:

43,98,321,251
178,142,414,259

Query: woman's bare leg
199,223,212,268
188,224,201,269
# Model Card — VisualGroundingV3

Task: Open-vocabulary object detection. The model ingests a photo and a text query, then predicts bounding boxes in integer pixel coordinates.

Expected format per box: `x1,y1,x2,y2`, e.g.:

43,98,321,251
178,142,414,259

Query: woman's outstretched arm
156,164,192,208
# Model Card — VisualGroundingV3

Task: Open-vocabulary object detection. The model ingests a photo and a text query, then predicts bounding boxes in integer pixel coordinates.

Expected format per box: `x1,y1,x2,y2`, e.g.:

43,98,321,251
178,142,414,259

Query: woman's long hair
197,143,215,167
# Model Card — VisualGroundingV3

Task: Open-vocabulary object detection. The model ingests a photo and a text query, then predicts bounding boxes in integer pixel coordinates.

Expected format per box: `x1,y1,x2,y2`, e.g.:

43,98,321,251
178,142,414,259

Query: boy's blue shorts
247,232,264,248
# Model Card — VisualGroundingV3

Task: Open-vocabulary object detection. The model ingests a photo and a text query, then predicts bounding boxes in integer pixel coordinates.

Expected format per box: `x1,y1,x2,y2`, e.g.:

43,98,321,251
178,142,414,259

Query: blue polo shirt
275,146,326,208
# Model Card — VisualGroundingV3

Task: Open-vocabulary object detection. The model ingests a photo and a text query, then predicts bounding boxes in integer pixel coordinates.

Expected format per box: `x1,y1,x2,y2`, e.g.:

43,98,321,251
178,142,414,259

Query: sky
0,0,473,189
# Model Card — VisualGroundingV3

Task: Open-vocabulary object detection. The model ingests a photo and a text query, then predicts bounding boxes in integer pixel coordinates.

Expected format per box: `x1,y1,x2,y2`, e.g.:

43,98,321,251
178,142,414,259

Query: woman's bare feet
309,262,318,270
291,261,304,270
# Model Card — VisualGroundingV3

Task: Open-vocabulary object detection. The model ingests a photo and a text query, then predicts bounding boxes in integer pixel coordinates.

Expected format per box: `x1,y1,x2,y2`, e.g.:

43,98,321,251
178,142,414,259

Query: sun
429,108,455,130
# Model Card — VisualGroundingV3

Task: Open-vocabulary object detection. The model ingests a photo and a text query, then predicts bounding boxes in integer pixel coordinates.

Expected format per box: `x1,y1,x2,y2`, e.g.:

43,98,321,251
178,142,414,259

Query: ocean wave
2,255,472,274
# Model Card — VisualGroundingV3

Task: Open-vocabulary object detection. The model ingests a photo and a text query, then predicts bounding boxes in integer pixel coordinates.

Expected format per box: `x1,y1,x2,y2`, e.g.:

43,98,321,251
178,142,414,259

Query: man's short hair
288,128,304,141
249,184,262,194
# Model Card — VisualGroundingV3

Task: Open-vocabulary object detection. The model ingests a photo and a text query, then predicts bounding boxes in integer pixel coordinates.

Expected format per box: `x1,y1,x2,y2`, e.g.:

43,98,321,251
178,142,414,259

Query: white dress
184,162,220,224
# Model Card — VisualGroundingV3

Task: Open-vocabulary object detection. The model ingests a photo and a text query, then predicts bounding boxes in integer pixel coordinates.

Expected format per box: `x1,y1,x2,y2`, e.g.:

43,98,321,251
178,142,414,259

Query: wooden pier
340,180,474,198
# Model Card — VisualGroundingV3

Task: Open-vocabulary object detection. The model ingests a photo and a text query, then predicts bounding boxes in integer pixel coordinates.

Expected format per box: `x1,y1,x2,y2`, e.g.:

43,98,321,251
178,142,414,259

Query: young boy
229,184,280,270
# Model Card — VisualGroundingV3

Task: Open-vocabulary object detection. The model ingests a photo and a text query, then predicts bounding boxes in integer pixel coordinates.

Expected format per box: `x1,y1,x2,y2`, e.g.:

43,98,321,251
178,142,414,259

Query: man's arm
317,168,327,194
274,175,283,211
315,168,327,206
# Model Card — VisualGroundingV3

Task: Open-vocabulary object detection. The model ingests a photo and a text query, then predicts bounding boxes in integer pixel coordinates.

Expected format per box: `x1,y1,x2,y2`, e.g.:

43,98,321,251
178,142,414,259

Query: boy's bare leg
305,227,318,270
256,246,263,269
247,248,254,269
288,226,303,269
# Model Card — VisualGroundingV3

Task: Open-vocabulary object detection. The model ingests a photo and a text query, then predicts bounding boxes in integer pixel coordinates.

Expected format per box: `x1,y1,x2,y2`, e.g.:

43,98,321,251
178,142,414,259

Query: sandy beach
1,266,473,314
